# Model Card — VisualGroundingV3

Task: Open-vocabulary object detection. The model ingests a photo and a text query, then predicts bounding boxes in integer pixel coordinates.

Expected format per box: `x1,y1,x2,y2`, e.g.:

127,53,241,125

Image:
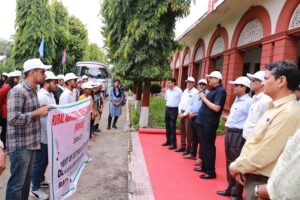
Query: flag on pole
61,49,67,64
39,37,44,58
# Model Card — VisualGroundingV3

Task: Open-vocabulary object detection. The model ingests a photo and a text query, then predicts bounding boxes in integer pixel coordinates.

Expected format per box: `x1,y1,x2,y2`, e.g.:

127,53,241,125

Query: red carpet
139,132,229,200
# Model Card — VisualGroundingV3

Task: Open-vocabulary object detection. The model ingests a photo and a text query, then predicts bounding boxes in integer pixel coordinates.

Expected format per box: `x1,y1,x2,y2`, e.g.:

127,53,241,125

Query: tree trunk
139,79,151,127
135,81,142,114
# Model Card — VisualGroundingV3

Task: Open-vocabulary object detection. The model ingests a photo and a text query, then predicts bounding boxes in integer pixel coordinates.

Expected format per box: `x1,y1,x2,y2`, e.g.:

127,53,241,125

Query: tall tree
83,43,106,62
50,0,70,74
66,16,88,72
14,0,55,68
101,0,191,127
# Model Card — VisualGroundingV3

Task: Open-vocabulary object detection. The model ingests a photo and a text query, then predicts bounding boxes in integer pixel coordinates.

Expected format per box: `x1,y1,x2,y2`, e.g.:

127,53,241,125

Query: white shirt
178,87,198,116
165,86,183,108
225,93,252,129
38,88,56,144
242,92,272,139
59,88,76,105
267,128,300,200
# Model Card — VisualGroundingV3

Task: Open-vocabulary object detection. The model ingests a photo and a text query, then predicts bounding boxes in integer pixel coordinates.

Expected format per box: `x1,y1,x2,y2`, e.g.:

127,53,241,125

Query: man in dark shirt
195,71,227,179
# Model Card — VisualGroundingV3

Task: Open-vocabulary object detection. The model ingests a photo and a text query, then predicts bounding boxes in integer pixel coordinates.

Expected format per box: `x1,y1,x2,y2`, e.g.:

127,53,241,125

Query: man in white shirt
175,76,198,154
0,140,5,176
59,73,78,105
243,71,272,139
217,76,252,200
30,71,58,199
162,78,183,150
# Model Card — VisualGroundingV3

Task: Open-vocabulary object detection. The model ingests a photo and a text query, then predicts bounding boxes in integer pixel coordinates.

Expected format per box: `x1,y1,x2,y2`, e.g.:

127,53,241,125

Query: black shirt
195,84,227,127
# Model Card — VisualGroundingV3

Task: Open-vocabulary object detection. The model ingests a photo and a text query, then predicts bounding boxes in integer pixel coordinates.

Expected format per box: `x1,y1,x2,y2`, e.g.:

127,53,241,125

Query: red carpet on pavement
139,129,229,200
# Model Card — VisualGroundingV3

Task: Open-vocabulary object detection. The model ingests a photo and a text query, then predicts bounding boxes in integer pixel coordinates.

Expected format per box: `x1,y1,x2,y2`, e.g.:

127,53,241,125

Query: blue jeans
31,143,48,191
6,149,36,200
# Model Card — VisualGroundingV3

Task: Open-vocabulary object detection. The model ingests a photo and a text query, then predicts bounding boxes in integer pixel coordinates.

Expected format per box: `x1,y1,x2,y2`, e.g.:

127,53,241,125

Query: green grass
130,108,139,129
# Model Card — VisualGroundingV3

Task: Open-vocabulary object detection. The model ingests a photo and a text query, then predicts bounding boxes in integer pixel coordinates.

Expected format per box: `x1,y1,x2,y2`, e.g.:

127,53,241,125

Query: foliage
101,0,191,81
66,16,88,73
50,0,70,74
14,0,55,69
130,108,139,129
83,43,106,62
216,115,226,135
150,83,162,95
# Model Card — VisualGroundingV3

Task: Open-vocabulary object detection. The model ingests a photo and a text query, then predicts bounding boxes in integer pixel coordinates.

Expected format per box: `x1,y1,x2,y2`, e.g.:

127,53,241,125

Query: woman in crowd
0,71,21,148
107,79,124,130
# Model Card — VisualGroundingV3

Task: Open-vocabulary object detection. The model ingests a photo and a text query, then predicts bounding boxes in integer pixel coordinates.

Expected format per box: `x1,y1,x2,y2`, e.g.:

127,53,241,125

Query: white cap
229,76,251,88
8,71,22,78
206,71,222,80
247,71,265,82
57,74,64,80
82,75,88,79
198,79,207,85
45,71,58,80
64,73,77,82
91,82,101,87
1,72,8,76
185,76,195,82
23,58,51,72
81,82,93,89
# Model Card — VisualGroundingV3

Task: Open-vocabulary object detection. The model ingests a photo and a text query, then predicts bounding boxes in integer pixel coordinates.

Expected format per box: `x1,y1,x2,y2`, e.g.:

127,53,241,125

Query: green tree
50,0,70,74
101,0,191,127
13,0,55,68
84,43,106,62
66,16,88,72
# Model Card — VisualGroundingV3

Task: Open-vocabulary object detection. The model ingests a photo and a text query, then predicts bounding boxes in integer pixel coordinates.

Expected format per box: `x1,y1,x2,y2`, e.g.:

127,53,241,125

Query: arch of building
178,47,191,88
190,39,206,83
231,5,272,48
172,52,181,85
276,0,300,33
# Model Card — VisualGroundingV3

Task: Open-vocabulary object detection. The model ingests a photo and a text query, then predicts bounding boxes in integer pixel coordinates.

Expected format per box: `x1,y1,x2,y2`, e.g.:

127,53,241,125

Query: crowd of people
0,58,125,200
163,60,300,200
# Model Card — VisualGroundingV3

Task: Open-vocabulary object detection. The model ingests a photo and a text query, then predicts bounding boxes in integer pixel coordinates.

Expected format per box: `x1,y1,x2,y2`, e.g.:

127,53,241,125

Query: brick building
168,0,300,111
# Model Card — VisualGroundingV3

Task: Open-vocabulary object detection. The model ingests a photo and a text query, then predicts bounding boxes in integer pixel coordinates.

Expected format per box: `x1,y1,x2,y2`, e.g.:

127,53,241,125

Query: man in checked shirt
5,58,50,200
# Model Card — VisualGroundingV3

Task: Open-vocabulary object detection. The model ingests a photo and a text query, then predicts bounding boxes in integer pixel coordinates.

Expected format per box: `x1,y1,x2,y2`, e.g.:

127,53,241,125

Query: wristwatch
255,185,260,197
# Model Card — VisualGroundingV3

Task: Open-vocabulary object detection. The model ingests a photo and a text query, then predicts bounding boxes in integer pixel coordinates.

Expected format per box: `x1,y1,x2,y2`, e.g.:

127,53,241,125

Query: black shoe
161,142,171,146
168,145,177,150
182,150,190,156
107,126,111,130
174,147,185,152
112,125,117,129
194,167,206,172
216,190,231,197
200,173,216,179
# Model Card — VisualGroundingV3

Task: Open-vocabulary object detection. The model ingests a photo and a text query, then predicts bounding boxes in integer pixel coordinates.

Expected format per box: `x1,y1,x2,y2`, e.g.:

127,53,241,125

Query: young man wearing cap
175,76,198,154
53,74,65,104
229,61,300,200
195,71,227,179
183,79,208,161
59,73,78,105
5,58,50,200
243,71,272,140
30,71,58,200
217,76,252,200
162,78,182,149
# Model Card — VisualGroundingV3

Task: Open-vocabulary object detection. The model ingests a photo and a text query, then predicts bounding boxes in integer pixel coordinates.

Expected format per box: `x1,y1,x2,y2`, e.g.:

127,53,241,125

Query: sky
0,0,208,47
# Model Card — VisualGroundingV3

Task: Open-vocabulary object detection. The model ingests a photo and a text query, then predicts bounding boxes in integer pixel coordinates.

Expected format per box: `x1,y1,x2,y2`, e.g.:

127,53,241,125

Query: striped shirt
6,80,41,154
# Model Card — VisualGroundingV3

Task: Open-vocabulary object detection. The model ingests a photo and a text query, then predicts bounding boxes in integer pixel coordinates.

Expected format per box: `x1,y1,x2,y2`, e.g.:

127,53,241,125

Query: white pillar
139,106,149,128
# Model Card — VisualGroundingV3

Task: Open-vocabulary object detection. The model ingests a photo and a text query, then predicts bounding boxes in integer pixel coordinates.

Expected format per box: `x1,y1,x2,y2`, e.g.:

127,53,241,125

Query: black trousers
225,128,245,197
198,123,218,175
190,119,202,158
165,107,178,146
0,118,7,149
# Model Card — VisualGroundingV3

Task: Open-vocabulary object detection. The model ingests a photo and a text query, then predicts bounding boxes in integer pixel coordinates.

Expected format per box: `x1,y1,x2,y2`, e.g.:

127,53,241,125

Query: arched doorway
192,39,205,83
180,48,191,89
173,53,181,85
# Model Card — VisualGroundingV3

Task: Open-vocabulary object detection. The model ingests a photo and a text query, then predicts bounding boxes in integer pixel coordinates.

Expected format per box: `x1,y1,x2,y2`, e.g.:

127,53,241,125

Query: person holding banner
107,79,124,130
5,58,50,200
59,73,78,105
30,71,58,200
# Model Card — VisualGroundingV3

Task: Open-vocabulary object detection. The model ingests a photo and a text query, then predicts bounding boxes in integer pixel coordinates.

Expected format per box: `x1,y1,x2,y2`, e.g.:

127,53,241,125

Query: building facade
170,0,300,111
